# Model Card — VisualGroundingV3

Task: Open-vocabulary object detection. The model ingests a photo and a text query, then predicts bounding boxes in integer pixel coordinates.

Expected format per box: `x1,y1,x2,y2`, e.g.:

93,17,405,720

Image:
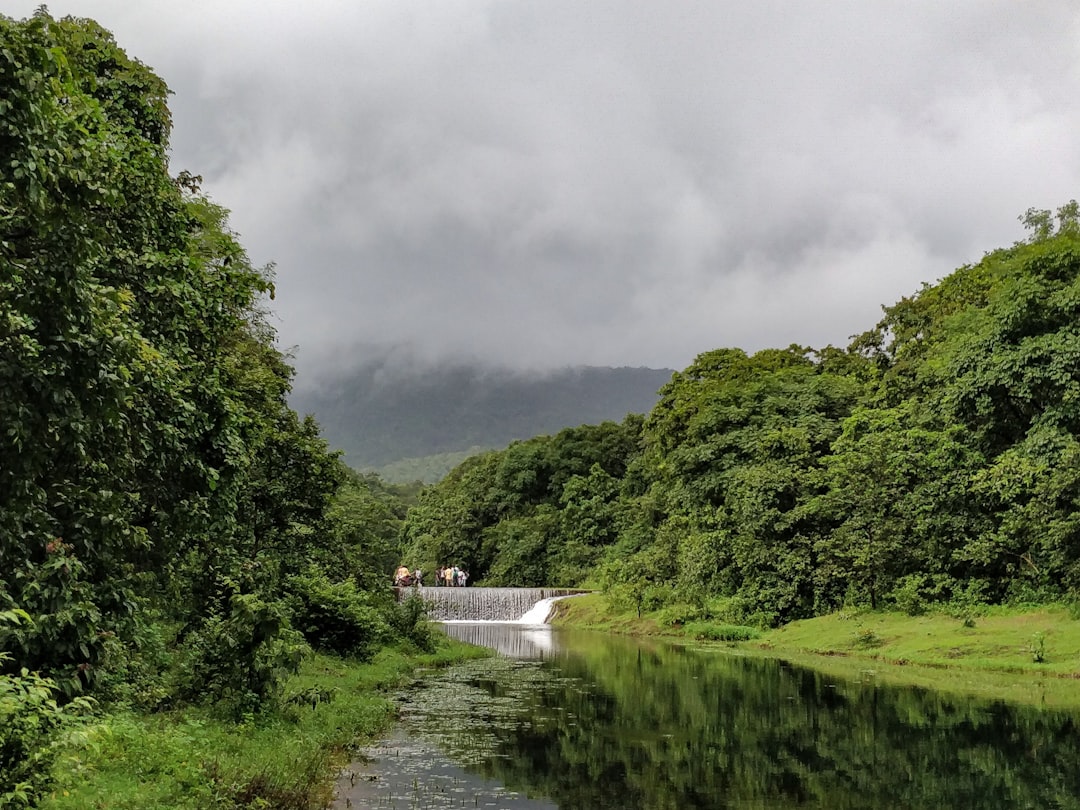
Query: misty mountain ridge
290,362,674,476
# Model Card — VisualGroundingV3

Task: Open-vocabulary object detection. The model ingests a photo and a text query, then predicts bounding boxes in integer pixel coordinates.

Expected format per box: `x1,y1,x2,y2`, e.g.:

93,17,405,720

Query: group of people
435,565,468,587
393,565,422,587
392,564,470,587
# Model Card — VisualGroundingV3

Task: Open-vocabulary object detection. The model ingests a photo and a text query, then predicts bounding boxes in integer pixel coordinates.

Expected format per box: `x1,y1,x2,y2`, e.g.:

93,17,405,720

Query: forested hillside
290,363,673,470
404,204,1080,627
0,13,426,806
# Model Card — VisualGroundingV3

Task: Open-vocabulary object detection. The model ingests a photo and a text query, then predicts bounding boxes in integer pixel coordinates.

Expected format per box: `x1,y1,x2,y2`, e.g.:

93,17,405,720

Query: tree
811,404,984,611
1,11,195,691
0,13,342,707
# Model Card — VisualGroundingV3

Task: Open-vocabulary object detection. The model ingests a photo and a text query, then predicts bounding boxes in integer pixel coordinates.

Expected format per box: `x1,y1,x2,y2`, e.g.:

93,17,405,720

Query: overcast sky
11,2,1080,384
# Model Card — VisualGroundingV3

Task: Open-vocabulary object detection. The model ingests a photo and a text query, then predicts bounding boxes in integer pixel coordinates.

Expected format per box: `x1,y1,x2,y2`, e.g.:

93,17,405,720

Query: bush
0,666,67,808
683,622,761,642
852,629,884,649
94,615,173,712
947,579,991,619
177,593,308,717
889,573,957,616
0,610,93,808
683,592,781,628
287,569,390,660
388,593,437,653
890,575,929,616
656,603,705,627
0,548,107,698
1004,579,1057,607
1030,631,1048,664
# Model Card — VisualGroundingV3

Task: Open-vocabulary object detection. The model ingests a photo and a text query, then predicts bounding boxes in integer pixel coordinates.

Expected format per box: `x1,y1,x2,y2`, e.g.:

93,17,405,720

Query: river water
333,623,1080,809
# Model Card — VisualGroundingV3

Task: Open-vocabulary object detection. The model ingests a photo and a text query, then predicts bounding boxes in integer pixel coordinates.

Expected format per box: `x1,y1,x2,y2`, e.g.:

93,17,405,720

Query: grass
756,605,1080,674
550,593,667,635
553,594,1080,708
727,645,1080,710
41,639,487,810
551,592,761,641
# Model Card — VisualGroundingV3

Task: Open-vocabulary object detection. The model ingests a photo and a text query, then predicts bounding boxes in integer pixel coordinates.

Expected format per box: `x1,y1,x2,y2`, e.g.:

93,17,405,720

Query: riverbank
551,593,1080,706
40,639,486,810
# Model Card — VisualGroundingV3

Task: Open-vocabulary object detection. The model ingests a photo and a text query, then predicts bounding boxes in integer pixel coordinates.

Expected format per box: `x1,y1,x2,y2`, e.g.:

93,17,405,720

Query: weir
396,586,587,622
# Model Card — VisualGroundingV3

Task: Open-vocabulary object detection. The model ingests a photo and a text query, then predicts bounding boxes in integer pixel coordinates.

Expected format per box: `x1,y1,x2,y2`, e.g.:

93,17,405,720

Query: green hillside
291,364,673,469
371,447,494,484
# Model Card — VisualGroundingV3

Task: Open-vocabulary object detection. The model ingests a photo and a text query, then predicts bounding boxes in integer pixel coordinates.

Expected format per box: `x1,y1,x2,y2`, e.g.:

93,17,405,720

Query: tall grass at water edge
39,642,486,810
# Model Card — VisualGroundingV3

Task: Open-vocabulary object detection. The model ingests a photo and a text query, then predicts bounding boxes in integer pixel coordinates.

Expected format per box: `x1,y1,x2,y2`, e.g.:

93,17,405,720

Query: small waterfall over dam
396,586,587,622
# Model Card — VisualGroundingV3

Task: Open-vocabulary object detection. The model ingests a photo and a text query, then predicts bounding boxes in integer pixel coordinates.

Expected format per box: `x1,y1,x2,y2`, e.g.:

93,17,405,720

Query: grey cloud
12,0,1080,383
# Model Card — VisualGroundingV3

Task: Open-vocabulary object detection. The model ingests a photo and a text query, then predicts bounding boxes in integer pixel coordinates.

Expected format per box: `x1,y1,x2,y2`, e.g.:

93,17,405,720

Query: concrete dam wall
396,586,588,622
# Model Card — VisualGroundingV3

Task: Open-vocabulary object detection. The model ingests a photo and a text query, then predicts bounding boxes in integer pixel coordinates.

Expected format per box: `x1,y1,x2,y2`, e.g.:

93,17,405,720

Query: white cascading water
514,595,573,625
398,587,585,623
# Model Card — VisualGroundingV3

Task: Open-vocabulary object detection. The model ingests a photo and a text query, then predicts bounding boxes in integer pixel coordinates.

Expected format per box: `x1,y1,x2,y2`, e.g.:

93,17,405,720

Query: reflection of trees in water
408,631,1080,809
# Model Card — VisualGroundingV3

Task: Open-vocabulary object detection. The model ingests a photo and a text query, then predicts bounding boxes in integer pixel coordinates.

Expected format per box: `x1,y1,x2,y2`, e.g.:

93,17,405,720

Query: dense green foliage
0,12,421,805
290,362,672,469
0,610,93,808
404,204,1080,627
404,418,643,585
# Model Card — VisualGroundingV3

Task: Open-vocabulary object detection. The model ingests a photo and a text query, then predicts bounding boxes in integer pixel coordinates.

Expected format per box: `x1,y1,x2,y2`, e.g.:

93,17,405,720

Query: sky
11,1,1080,386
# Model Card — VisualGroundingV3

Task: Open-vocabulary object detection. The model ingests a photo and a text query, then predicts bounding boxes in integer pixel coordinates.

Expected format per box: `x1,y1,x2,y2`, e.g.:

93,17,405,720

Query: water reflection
441,622,557,658
334,724,558,809
338,623,1080,809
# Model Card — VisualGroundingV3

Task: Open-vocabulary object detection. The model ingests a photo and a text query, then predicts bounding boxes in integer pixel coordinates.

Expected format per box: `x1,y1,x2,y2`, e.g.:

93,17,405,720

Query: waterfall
515,595,571,625
397,587,586,622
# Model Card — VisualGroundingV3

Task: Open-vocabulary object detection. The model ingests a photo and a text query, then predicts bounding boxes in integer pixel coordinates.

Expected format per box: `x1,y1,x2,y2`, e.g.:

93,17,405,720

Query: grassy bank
41,639,486,810
756,605,1080,673
552,593,1080,707
550,593,759,640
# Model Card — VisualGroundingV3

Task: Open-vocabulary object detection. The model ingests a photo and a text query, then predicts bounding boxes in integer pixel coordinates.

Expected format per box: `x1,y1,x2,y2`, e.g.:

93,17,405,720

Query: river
333,622,1080,809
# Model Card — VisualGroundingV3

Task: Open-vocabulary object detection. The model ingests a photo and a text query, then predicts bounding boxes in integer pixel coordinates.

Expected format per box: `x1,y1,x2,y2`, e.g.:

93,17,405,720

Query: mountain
290,363,673,475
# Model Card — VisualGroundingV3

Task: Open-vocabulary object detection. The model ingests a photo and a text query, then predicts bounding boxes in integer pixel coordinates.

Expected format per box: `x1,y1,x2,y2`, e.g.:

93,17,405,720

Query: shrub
684,622,761,642
1030,631,1048,664
0,665,67,809
890,575,930,616
287,569,390,660
656,603,705,627
177,593,308,717
1066,597,1080,621
0,548,107,698
93,615,172,712
852,629,884,649
1004,580,1057,607
600,582,640,616
947,579,991,619
890,573,956,616
388,593,437,653
0,610,93,808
